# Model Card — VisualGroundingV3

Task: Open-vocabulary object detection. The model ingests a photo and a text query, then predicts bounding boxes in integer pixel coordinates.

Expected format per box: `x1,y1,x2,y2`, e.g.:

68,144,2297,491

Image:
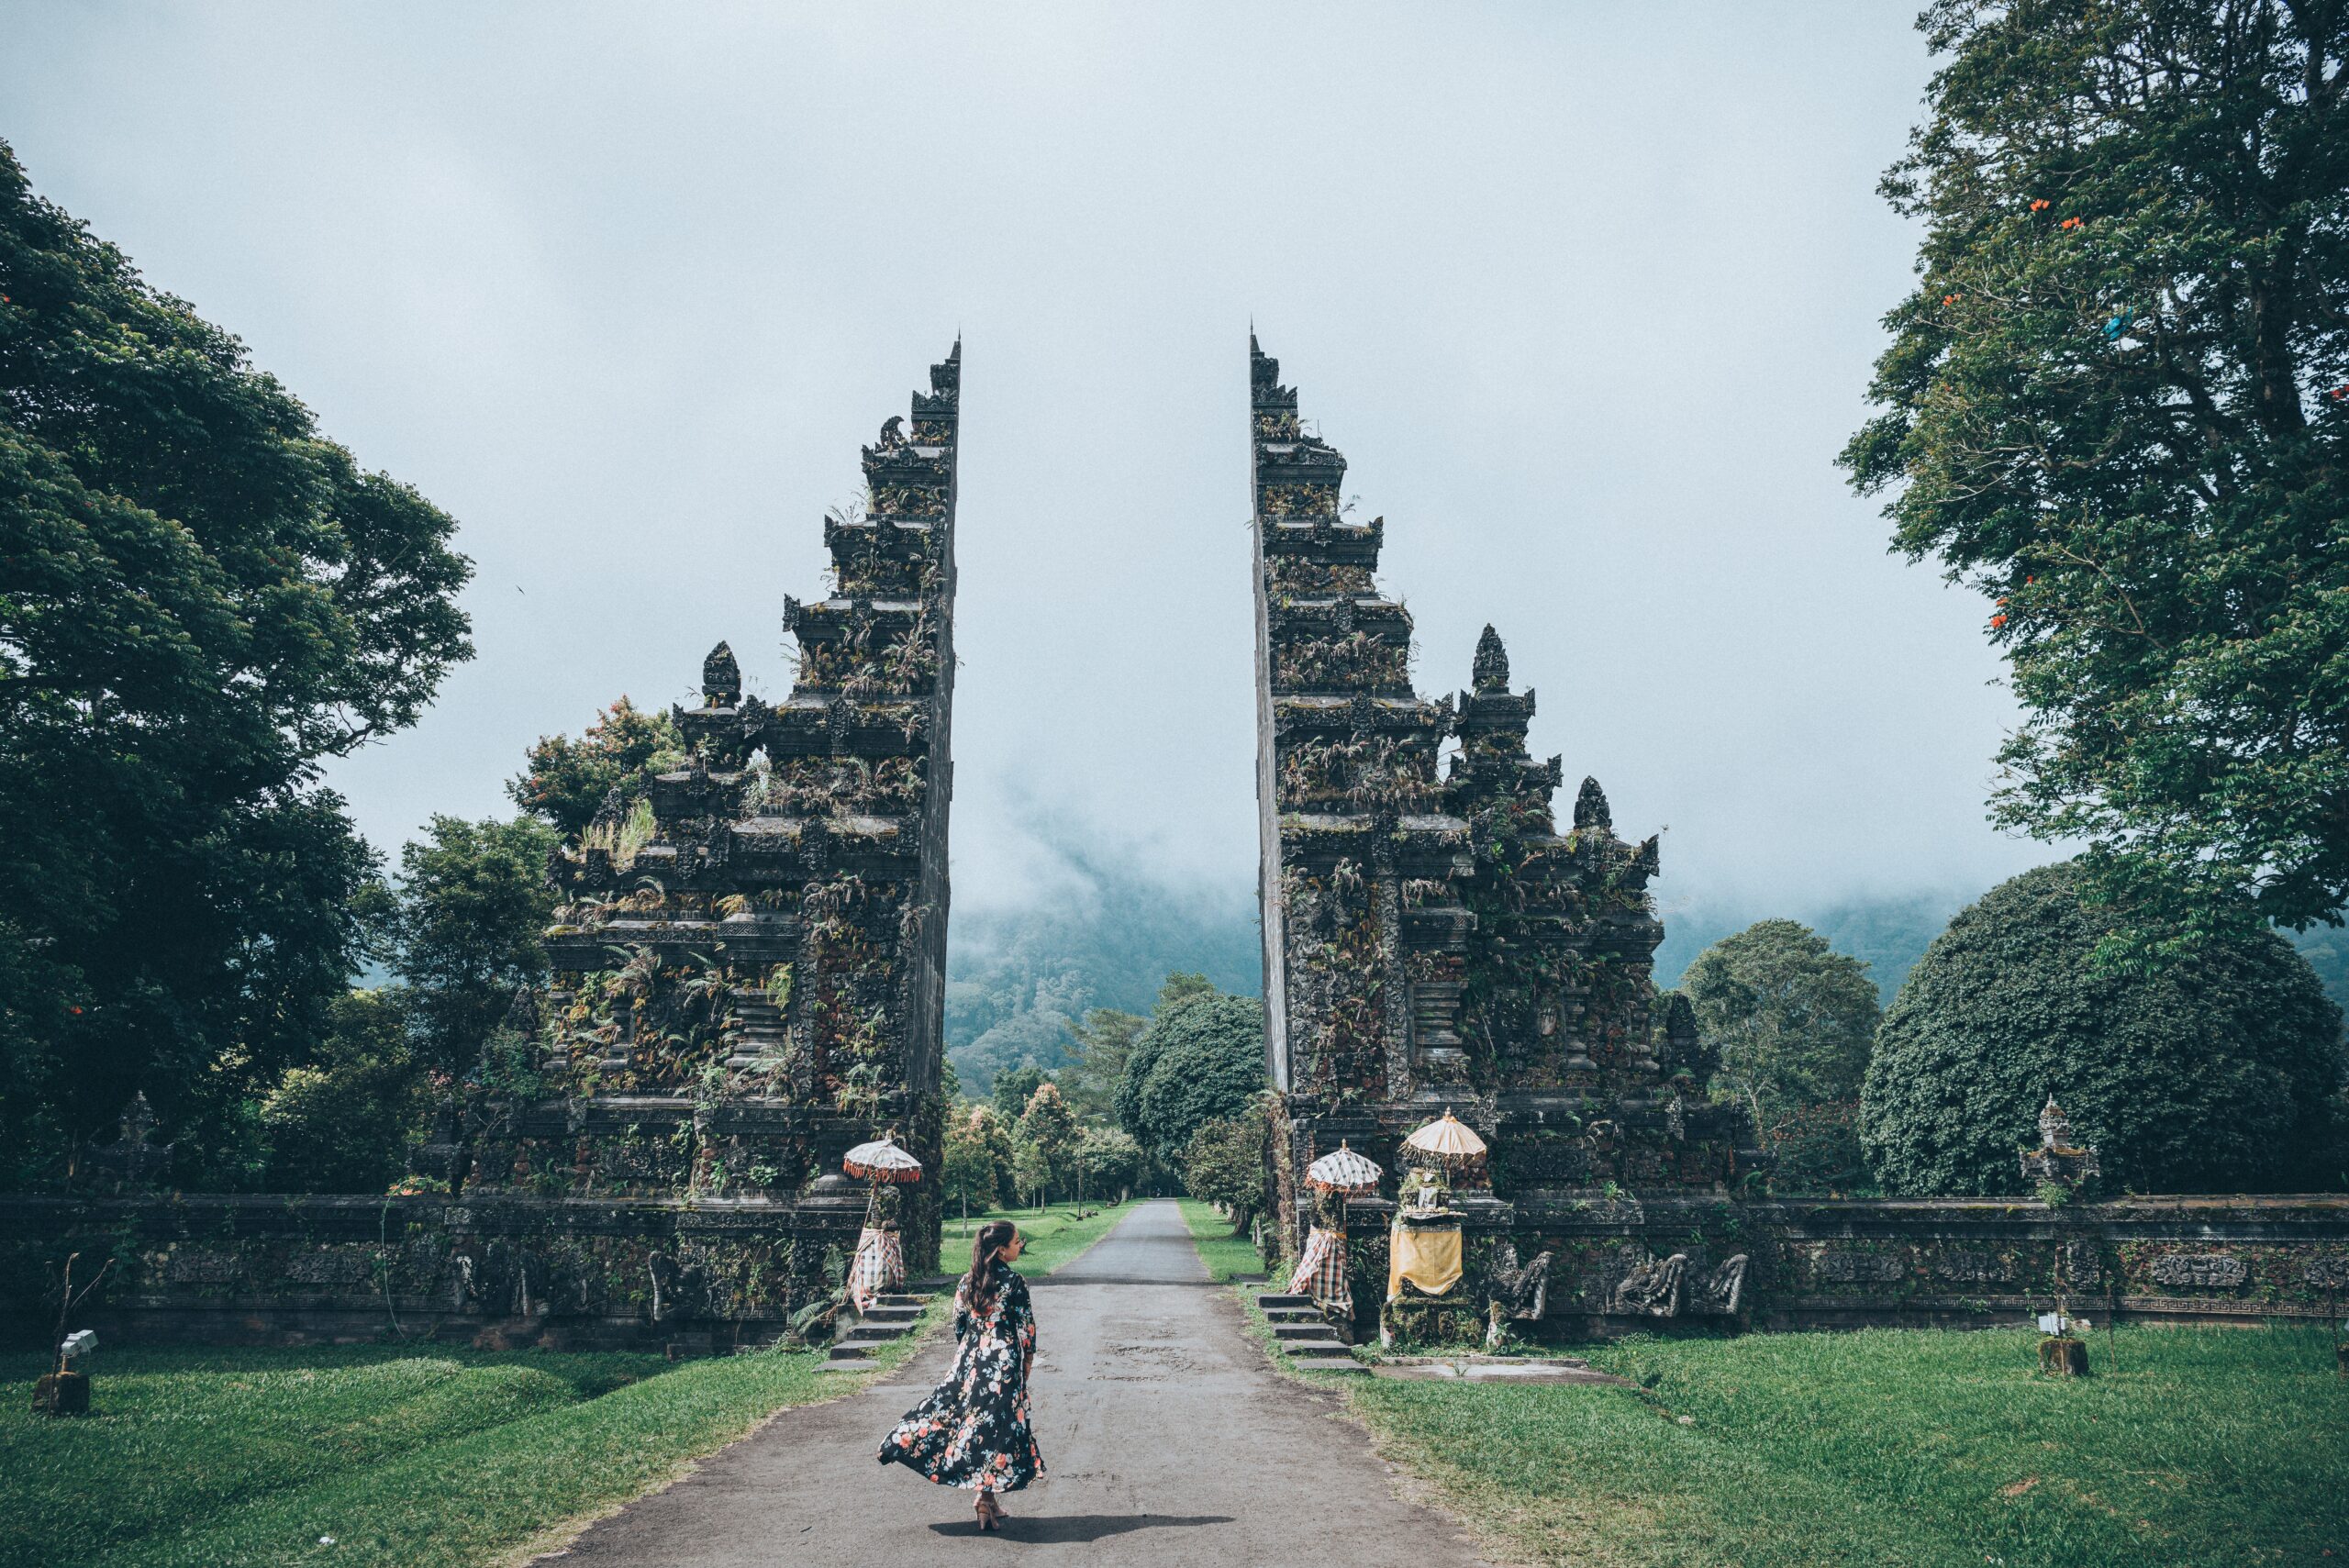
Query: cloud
3,2,2046,917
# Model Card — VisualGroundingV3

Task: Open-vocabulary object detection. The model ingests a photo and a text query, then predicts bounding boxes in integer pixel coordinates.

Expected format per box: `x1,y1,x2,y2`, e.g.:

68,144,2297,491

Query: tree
1862,862,2345,1195
1127,993,1267,1163
0,139,472,1177
507,696,683,839
1155,971,1217,1012
1011,1136,1052,1211
992,1064,1046,1125
941,1106,1004,1229
1113,970,1229,1139
1059,1006,1145,1123
385,816,559,1076
1181,1100,1269,1229
1841,2,2349,941
1682,921,1880,1119
1074,1126,1144,1201
259,989,432,1193
1014,1081,1078,1202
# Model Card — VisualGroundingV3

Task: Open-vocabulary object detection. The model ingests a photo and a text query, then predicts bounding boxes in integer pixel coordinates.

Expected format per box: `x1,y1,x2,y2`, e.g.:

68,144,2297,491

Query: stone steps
1254,1291,1365,1374
723,999,789,1071
819,1292,932,1370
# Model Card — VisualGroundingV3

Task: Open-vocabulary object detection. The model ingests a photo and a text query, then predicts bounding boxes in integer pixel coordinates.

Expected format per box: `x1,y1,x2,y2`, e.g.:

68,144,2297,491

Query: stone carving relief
2147,1253,2248,1289
1610,1251,1687,1317
1609,1251,1749,1318
1813,1249,1905,1285
162,1250,240,1285
284,1251,374,1291
2306,1257,2349,1292
1932,1250,2012,1284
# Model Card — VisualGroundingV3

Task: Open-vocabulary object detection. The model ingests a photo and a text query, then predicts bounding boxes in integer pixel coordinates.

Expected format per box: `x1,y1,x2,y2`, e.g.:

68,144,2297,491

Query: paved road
551,1199,1489,1566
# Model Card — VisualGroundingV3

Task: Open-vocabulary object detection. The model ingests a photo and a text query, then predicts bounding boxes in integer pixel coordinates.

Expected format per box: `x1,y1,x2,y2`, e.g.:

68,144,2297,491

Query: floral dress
876,1260,1043,1493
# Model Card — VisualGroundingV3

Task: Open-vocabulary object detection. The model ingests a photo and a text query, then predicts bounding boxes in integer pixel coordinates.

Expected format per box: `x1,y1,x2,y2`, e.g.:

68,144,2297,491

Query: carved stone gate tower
1248,336,1761,1339
452,344,963,1318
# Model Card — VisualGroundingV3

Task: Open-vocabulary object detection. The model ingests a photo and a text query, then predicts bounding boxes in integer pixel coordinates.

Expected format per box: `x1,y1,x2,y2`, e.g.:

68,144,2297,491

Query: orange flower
2030,199,2050,212
1943,293,1961,306
1997,596,2009,606
1991,614,2008,628
2061,217,2082,230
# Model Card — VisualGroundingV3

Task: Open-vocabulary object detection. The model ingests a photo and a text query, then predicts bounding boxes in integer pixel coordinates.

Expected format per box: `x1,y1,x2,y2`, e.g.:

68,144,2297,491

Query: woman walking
877,1219,1042,1530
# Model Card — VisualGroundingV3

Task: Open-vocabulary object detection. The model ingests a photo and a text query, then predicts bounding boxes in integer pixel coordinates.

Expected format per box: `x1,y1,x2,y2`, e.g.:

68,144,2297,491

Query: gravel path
549,1199,1489,1566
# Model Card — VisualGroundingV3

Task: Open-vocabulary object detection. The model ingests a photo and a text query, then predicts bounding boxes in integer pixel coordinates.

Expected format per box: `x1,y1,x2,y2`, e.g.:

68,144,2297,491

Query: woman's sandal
975,1493,1008,1530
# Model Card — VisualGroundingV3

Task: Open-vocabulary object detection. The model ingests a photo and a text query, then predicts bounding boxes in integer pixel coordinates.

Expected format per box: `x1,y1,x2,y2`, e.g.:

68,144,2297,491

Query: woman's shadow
929,1513,1233,1542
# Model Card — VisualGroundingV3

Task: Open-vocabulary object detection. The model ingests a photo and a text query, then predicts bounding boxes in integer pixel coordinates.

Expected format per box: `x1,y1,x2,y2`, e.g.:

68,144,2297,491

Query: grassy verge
1337,1323,2349,1568
1174,1197,1268,1281
941,1197,1133,1276
0,1305,941,1568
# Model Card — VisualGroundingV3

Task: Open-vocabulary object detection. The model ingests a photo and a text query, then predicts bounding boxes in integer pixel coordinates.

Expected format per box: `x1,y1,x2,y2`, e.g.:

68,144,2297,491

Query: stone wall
0,1190,868,1352
11,1189,2339,1351
1327,1192,2349,1340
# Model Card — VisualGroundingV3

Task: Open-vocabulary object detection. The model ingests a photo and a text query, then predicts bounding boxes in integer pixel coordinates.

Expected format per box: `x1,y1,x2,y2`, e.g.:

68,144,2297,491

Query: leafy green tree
941,1106,1004,1226
1060,1006,1145,1123
1181,1100,1269,1229
1683,920,1880,1119
1113,970,1227,1139
1074,1125,1144,1200
1011,1134,1052,1211
259,989,432,1193
1128,992,1267,1163
1841,2,2349,941
1862,862,2345,1195
0,139,472,1175
507,696,683,838
385,816,559,1076
1155,971,1217,1012
992,1064,1046,1125
1014,1081,1078,1201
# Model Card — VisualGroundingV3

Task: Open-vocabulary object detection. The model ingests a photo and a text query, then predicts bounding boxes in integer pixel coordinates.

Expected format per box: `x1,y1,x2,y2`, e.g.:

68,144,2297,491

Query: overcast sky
3,3,2052,921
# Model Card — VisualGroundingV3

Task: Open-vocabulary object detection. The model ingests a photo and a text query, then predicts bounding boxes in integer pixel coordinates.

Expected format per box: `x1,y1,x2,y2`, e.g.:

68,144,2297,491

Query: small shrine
2020,1095,2101,1193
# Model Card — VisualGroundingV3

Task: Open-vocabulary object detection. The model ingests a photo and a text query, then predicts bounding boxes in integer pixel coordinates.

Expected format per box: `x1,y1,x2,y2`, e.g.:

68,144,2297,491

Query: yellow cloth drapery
1386,1221,1464,1300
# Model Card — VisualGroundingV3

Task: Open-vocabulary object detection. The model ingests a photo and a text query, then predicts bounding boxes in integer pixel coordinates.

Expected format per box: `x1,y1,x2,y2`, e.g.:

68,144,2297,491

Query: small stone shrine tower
463,344,962,1275
1248,337,1759,1337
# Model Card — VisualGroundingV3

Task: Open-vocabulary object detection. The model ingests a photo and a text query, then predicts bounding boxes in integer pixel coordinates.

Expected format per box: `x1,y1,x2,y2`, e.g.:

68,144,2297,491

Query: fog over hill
945,850,2349,1095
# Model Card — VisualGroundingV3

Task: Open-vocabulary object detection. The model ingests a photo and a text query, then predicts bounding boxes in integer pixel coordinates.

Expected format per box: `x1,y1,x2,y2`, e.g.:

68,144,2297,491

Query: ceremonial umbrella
1305,1141,1383,1196
844,1134,922,1229
843,1134,923,1183
1402,1107,1487,1169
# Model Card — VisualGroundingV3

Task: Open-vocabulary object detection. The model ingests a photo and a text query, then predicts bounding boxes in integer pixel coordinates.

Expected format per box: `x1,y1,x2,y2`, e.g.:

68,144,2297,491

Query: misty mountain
945,869,2349,1095
945,870,1261,1095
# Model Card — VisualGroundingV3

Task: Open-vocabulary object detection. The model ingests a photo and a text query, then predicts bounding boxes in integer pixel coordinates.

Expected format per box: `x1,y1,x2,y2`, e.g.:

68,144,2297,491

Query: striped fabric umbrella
843,1135,924,1183
1305,1141,1383,1196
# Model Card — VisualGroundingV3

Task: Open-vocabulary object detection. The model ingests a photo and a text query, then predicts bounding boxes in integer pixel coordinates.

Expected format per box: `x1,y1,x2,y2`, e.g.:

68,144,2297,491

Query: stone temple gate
1245,335,2349,1346
5,337,2344,1351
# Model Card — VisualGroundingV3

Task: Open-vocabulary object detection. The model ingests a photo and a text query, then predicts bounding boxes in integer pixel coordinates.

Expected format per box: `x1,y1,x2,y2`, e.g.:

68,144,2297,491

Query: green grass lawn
939,1196,1132,1275
2,1207,1137,1568
1174,1197,1269,1281
0,1327,940,1568
1338,1323,2349,1568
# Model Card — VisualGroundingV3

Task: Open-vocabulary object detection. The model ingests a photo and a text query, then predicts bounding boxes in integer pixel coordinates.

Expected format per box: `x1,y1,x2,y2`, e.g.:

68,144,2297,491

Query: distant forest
945,870,2349,1094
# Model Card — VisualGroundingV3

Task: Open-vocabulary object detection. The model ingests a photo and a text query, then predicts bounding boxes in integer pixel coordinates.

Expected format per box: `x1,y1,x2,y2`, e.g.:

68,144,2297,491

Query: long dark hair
964,1219,1018,1318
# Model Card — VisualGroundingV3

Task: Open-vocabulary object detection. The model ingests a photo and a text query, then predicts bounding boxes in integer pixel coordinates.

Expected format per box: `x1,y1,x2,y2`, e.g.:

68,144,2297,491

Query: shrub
1861,862,2345,1195
260,990,433,1193
1181,1100,1269,1226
